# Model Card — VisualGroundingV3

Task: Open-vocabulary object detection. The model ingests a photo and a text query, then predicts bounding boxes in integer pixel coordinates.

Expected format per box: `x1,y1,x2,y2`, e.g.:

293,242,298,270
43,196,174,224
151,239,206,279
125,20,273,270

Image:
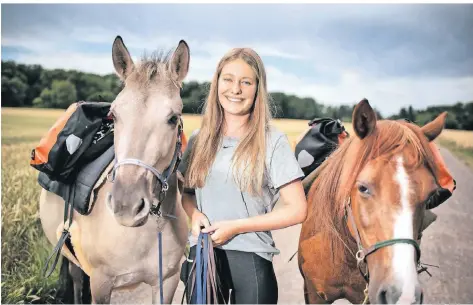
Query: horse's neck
318,220,359,270
337,221,359,267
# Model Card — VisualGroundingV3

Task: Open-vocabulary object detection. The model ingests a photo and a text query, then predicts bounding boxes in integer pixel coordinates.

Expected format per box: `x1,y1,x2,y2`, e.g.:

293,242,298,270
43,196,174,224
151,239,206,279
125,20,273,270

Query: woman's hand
191,211,211,237
201,220,240,246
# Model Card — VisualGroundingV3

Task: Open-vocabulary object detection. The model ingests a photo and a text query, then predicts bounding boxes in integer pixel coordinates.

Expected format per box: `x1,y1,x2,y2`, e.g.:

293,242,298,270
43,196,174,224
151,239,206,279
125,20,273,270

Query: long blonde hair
185,48,272,196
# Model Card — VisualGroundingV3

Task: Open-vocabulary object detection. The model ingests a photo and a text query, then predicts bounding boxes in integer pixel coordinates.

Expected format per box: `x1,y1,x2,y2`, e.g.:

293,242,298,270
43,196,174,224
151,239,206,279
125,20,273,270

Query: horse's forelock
126,50,174,88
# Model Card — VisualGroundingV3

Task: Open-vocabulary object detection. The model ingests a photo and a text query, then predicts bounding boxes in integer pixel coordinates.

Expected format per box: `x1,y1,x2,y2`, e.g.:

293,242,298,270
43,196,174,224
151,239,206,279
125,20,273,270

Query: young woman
178,48,307,304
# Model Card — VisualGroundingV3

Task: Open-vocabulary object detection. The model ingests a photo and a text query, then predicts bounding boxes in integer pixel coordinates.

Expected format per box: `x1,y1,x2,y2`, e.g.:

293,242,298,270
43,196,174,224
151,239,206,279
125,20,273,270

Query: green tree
1,76,28,106
374,109,384,120
270,92,289,118
463,102,473,130
34,80,77,108
408,105,416,122
33,88,53,108
51,80,77,108
87,91,116,103
399,107,408,119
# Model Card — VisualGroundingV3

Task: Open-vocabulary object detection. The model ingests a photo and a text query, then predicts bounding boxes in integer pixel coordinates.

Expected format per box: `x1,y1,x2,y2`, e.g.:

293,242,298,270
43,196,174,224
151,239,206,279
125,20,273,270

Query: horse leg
303,277,330,304
90,271,113,304
69,262,84,303
55,257,75,304
163,271,181,304
151,285,159,304
69,261,92,304
303,277,310,304
151,270,180,304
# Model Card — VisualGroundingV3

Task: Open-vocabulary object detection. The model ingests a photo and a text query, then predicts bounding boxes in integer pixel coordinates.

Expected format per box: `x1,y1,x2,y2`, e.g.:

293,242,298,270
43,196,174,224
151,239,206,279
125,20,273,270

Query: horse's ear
352,98,377,139
168,40,190,86
421,112,447,142
112,36,134,81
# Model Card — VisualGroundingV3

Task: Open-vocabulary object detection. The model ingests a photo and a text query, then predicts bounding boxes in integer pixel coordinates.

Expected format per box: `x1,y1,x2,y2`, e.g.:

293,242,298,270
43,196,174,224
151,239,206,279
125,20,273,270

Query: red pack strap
338,130,349,145
181,131,188,154
429,142,456,193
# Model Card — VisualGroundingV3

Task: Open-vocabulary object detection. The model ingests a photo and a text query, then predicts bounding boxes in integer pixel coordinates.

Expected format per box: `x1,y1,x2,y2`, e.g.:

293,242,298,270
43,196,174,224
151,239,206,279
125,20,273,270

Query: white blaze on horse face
393,156,419,303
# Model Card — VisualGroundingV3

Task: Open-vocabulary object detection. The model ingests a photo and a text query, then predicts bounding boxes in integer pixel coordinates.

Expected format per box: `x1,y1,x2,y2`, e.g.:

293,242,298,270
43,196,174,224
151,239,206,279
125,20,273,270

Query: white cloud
266,64,473,116
3,5,472,116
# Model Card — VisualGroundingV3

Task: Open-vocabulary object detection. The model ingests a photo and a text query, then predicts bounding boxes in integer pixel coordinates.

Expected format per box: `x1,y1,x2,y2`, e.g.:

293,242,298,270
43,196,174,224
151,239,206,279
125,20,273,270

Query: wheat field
1,107,472,303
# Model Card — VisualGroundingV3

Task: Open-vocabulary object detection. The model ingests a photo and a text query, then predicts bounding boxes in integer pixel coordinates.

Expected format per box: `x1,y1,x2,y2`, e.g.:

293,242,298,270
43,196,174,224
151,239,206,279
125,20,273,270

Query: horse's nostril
416,287,424,304
137,198,146,214
378,289,388,304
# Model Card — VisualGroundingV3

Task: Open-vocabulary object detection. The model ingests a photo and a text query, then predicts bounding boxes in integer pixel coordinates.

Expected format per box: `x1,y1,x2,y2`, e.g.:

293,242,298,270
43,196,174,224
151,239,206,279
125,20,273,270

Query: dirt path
112,147,473,303
417,147,473,303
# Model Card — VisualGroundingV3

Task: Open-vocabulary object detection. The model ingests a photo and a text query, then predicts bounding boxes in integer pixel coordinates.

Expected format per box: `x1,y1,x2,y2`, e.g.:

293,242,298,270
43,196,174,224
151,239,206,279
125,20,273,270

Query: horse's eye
168,115,179,126
358,184,371,196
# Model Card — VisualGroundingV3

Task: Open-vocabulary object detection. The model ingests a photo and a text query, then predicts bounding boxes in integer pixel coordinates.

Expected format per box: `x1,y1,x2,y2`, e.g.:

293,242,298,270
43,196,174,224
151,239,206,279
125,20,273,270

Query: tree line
2,60,472,130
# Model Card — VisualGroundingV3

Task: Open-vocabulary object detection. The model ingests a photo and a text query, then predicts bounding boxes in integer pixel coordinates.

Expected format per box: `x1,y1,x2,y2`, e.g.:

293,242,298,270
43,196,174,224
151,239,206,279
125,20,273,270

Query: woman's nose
231,82,242,94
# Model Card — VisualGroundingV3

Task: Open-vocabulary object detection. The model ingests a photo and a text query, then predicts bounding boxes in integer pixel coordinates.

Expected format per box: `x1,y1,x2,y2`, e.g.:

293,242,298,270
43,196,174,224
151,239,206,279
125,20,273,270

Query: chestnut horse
299,99,448,304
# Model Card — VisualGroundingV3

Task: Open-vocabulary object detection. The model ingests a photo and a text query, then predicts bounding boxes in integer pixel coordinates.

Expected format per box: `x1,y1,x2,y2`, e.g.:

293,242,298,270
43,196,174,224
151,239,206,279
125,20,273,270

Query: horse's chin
115,213,149,227
129,214,149,227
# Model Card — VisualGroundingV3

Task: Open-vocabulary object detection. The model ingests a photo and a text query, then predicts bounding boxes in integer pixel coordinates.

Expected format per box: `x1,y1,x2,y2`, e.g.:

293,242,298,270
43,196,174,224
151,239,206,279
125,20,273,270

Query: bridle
108,117,184,216
345,198,422,283
344,197,424,304
344,179,452,303
343,138,455,287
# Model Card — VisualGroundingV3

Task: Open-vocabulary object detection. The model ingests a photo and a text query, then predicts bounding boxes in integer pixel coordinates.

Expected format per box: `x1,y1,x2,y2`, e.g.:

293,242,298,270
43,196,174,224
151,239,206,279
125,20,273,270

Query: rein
182,233,222,304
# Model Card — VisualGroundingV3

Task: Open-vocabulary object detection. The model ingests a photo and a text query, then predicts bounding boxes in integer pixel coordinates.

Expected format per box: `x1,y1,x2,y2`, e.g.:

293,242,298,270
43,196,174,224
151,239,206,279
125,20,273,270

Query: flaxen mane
307,119,438,263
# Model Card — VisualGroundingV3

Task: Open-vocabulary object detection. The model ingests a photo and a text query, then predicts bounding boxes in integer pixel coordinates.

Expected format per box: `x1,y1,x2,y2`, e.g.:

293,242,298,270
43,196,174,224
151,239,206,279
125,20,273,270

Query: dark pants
180,246,278,304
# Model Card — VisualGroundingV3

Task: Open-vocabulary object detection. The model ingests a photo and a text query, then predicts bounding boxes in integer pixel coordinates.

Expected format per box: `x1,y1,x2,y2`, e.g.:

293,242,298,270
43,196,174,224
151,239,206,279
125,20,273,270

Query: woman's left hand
201,220,241,246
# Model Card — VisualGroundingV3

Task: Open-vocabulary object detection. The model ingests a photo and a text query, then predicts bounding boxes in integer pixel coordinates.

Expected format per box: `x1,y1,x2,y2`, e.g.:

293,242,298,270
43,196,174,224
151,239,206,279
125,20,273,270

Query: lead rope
159,231,164,304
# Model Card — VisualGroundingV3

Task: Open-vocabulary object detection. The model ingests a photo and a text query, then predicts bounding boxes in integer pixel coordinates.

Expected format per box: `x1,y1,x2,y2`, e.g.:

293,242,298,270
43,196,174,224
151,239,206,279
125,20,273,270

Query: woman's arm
182,191,211,236
235,179,307,233
181,191,199,219
201,179,307,245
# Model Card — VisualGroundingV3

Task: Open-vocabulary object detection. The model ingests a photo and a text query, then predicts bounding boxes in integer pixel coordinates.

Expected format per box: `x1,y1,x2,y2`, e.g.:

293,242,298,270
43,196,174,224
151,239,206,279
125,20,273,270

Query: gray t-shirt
178,126,304,261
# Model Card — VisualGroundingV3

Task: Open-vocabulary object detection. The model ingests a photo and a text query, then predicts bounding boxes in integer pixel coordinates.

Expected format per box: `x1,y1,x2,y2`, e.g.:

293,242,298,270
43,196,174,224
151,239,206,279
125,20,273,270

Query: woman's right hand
191,211,211,237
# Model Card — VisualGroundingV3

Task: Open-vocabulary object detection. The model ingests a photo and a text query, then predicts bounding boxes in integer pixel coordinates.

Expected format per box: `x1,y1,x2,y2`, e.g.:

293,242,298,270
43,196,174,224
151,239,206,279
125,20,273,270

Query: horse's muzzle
376,283,423,304
106,192,150,227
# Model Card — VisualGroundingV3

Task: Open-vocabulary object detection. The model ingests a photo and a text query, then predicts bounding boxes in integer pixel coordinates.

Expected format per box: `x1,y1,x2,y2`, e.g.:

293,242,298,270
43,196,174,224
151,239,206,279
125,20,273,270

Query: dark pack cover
295,118,348,177
30,101,113,183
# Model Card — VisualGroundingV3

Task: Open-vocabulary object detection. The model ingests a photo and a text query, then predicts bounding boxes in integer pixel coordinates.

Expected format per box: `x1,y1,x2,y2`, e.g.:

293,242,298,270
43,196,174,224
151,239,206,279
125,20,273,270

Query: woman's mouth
226,96,244,103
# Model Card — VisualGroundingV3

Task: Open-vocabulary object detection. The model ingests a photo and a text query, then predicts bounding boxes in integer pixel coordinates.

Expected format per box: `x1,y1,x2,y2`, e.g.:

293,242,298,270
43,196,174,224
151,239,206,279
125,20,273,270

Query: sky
2,3,473,116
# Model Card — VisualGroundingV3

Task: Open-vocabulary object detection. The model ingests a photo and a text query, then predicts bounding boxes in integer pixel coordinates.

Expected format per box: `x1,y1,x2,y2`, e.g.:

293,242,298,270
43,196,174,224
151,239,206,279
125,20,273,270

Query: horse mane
129,50,174,87
307,119,438,263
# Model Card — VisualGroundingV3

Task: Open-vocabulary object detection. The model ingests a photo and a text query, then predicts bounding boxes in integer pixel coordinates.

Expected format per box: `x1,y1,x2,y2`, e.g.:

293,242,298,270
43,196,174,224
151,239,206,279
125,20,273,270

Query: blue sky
2,3,473,116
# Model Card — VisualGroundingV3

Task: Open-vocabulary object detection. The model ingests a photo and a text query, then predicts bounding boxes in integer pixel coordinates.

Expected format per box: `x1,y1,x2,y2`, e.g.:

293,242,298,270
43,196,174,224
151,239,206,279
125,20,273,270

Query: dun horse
299,99,448,304
40,36,190,303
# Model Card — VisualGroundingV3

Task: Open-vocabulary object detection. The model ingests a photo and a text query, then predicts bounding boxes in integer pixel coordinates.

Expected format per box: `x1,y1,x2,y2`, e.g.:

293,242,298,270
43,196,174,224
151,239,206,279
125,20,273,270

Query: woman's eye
242,81,252,86
223,78,232,82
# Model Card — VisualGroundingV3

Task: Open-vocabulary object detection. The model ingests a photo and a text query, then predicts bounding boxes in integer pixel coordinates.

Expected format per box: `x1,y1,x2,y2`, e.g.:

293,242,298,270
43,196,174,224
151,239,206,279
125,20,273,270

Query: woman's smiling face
217,58,258,118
